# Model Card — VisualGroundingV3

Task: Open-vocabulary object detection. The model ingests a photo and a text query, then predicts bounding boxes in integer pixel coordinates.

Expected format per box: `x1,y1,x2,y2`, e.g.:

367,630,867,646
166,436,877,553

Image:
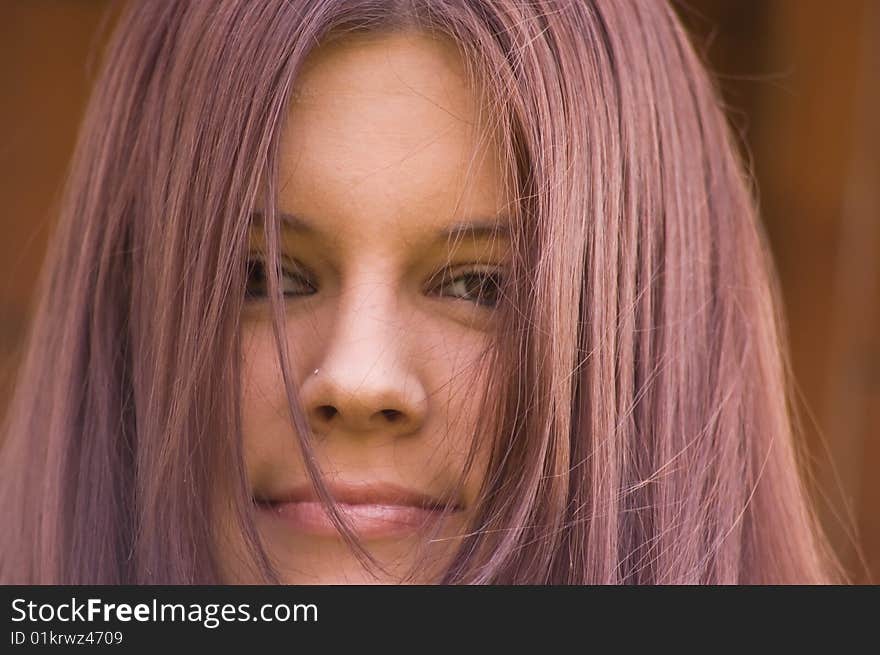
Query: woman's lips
260,501,451,538
255,482,463,539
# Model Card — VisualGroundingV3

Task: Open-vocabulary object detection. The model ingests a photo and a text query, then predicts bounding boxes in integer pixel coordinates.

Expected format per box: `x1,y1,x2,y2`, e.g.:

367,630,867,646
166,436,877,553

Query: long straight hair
0,0,840,583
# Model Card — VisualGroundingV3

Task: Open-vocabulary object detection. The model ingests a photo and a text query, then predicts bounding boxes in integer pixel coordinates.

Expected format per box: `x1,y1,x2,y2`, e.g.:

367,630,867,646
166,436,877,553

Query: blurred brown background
1,1,877,582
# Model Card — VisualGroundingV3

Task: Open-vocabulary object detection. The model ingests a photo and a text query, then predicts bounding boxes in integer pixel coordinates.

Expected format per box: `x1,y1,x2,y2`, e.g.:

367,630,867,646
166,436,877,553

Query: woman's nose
297,293,428,439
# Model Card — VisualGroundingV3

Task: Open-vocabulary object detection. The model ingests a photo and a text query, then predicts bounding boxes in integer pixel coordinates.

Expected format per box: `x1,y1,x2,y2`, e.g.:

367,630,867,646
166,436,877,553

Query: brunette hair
0,0,840,583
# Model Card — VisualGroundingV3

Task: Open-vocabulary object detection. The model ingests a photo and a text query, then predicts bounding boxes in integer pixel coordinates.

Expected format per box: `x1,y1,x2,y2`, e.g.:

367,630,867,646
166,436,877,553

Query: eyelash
244,256,503,308
245,256,316,299
426,266,503,308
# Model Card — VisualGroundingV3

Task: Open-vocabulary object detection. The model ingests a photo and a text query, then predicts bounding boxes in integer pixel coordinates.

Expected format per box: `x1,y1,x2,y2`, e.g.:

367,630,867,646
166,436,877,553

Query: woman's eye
245,256,316,299
431,268,504,308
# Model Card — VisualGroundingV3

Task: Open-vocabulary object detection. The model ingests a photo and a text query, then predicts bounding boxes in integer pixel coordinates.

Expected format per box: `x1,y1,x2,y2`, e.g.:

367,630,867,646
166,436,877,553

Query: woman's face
225,32,509,583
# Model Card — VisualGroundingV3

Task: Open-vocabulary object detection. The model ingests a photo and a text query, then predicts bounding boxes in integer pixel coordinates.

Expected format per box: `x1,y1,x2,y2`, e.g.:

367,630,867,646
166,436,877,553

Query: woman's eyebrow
251,211,510,242
435,219,511,243
251,211,316,236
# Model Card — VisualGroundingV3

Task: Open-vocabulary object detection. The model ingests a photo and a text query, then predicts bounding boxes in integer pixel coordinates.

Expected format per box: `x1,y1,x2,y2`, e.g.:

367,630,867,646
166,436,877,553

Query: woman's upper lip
259,481,464,511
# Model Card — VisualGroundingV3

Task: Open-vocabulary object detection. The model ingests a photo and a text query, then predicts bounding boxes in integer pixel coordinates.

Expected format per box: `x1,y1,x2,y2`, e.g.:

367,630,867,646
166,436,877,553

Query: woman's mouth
254,481,464,539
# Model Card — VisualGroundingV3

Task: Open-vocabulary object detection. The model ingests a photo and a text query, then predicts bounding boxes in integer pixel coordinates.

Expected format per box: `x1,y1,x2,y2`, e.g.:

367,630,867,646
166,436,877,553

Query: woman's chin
251,508,464,584
265,542,449,585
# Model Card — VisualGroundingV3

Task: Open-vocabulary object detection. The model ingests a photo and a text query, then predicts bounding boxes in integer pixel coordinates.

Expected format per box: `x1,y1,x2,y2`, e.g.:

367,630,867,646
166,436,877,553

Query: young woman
0,0,841,584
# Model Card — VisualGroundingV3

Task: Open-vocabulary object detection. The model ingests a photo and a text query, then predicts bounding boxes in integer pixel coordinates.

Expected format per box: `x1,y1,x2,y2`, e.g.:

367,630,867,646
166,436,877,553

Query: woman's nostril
380,409,403,422
312,406,406,425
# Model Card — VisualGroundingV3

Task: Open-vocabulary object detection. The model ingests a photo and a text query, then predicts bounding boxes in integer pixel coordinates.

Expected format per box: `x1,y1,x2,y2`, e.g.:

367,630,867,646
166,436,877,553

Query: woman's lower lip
259,501,453,538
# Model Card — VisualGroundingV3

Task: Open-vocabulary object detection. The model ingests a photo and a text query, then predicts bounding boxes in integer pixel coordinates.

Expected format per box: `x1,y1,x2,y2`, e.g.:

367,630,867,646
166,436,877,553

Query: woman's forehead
275,31,509,251
290,31,471,105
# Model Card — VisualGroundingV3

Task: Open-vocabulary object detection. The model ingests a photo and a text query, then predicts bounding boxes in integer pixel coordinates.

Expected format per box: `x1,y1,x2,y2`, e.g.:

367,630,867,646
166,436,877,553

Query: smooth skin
219,31,511,583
